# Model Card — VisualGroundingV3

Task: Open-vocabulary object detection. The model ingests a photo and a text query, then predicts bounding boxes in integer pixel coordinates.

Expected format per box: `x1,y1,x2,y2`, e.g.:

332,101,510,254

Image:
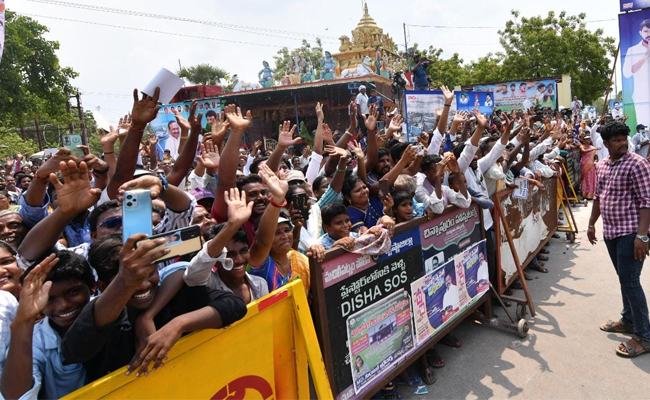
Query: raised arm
437,85,455,134
17,161,101,263
107,88,160,200
248,165,287,266
211,105,252,222
363,105,379,172
118,175,191,213
172,107,191,155
25,149,75,208
147,133,159,170
167,101,202,187
266,121,300,172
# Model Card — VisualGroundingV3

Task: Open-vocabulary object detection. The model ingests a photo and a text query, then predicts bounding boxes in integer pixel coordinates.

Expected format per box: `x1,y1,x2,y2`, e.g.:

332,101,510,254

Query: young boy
319,203,358,250
1,251,95,399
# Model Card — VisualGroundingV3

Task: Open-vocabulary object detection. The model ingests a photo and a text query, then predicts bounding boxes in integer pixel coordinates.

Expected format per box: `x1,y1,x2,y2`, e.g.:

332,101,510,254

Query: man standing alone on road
588,121,650,358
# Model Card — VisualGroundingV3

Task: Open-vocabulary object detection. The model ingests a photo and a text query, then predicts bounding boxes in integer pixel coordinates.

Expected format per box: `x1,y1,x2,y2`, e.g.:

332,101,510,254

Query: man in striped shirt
588,121,650,358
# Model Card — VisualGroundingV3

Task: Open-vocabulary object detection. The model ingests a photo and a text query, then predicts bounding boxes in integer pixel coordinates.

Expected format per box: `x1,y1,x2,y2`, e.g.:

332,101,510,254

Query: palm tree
177,64,229,86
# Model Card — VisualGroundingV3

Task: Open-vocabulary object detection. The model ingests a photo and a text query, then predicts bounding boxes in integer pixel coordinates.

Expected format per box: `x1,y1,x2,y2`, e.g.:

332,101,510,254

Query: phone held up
122,189,153,243
136,226,203,264
62,134,85,158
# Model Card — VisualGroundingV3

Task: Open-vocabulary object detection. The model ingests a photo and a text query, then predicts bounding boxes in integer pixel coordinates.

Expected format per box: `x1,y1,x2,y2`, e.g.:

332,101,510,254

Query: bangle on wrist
130,126,145,133
444,104,451,107
337,166,347,172
103,151,114,155
588,225,595,229
270,197,287,208
93,168,109,175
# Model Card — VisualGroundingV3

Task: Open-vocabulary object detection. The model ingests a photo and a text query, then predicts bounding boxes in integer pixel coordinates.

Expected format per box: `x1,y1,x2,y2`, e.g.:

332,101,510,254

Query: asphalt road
401,203,650,400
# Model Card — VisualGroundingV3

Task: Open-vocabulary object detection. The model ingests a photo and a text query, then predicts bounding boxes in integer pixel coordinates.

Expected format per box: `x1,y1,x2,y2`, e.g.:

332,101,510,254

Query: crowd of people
0,80,646,399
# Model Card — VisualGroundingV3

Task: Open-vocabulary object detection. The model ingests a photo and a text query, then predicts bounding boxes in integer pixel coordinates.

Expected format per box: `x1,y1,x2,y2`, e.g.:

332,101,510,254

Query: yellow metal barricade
63,280,332,400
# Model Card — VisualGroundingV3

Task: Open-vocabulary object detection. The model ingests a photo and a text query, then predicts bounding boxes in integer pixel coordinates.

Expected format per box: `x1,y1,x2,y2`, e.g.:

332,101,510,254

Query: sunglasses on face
97,216,123,230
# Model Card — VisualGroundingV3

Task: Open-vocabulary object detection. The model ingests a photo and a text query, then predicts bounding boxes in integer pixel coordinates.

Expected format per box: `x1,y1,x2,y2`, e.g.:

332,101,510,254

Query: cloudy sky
8,0,621,123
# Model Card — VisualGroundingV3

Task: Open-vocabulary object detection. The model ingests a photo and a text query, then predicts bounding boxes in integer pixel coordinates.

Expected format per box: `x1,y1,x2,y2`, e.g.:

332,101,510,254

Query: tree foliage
408,10,615,104
178,64,229,86
498,10,615,103
0,11,78,128
272,39,324,81
0,128,39,159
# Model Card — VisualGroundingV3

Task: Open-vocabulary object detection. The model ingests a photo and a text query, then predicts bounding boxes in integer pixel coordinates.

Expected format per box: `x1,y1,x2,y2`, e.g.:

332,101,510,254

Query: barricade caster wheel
517,319,529,338
516,303,527,320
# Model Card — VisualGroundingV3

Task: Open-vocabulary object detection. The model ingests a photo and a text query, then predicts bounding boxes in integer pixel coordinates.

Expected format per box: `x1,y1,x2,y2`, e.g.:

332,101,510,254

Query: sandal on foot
441,334,463,348
552,233,561,238
523,271,533,281
419,365,437,385
537,255,549,262
600,319,634,334
616,336,650,358
511,280,523,290
539,248,550,254
530,263,549,273
544,242,550,247
426,348,446,368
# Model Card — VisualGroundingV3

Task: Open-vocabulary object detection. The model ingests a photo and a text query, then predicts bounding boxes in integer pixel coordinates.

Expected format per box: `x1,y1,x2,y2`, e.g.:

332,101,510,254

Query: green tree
499,10,616,104
421,47,470,89
272,39,323,81
0,128,39,159
0,11,78,128
178,64,229,86
465,53,506,85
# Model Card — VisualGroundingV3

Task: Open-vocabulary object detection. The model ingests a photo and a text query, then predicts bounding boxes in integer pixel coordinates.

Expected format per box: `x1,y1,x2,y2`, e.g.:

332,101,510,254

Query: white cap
359,85,366,91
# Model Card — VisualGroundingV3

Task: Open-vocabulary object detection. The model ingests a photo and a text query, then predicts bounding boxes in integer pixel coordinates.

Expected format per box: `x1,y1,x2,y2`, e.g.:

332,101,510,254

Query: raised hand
322,123,334,144
198,139,220,171
100,125,120,148
400,144,417,165
278,120,300,148
259,164,288,203
253,140,263,149
35,148,76,180
118,175,164,201
172,106,191,132
441,85,454,104
225,188,253,226
348,101,358,132
324,145,349,158
131,88,161,131
347,140,365,160
362,104,379,132
382,192,394,214
119,114,133,132
187,100,203,134
453,111,467,123
435,106,443,118
388,115,404,134
315,102,324,121
147,132,158,146
49,161,102,216
419,131,430,146
211,112,230,139
445,154,460,174
224,104,252,133
473,108,487,128
14,254,59,323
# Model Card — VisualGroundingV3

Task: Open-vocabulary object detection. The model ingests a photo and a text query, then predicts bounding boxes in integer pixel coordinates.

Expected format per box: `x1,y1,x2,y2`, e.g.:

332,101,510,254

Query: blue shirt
413,63,429,87
19,194,92,247
368,96,384,115
318,232,359,250
21,318,87,400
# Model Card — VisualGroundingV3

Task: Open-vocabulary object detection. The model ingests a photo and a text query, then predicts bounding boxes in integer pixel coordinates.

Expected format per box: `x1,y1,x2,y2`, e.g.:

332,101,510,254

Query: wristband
103,151,114,155
337,166,347,172
444,104,451,108
130,126,145,133
270,197,287,208
92,168,109,175
158,173,169,196
588,225,595,229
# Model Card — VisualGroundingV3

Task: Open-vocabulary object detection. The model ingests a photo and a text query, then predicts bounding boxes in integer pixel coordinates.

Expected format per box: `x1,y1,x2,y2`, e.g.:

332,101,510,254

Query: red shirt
595,152,650,239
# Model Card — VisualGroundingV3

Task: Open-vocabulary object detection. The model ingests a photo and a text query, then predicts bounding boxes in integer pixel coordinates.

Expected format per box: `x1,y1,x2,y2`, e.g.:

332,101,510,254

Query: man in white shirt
442,272,460,314
164,120,182,159
622,19,650,128
632,124,650,158
356,85,369,116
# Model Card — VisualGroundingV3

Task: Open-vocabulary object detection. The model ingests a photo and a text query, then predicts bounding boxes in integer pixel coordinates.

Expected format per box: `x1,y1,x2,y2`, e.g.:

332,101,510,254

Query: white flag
0,0,5,62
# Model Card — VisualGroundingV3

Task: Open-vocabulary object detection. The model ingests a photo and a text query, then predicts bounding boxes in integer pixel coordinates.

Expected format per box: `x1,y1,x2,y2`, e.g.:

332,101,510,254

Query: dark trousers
604,233,650,340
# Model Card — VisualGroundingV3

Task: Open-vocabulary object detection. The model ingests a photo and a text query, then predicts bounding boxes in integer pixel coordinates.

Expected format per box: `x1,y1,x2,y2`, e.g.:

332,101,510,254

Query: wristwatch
637,234,649,243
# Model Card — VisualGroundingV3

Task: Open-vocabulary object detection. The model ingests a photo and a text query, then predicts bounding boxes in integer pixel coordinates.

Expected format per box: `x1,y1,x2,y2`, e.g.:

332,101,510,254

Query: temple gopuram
333,2,401,77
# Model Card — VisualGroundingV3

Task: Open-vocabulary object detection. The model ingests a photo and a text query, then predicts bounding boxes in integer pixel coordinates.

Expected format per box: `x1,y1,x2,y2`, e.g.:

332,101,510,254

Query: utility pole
66,97,74,134
34,120,44,151
75,91,88,145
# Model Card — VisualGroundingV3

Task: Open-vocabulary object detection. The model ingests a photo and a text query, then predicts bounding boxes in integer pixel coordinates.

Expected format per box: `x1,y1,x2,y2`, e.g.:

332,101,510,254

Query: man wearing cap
632,124,650,158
